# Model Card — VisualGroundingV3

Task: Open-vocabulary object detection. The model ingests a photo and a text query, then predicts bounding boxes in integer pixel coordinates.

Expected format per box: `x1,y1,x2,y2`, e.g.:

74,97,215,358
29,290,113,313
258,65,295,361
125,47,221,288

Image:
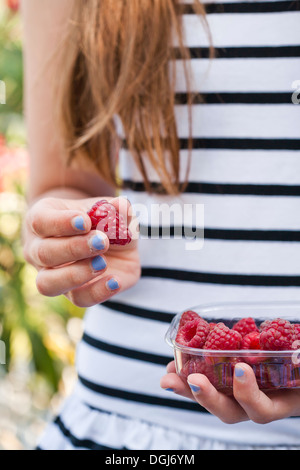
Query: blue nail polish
91,256,107,272
235,367,245,378
91,234,105,251
73,216,85,231
165,388,174,392
107,278,120,291
188,383,201,393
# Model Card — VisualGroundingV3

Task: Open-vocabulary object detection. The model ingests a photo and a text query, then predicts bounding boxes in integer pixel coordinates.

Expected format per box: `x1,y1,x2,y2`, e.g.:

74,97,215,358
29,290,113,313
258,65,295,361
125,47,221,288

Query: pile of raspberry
175,310,300,351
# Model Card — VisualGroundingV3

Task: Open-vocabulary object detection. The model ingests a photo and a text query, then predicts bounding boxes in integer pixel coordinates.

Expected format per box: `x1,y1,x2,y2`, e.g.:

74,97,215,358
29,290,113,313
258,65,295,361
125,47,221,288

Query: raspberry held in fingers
87,201,131,245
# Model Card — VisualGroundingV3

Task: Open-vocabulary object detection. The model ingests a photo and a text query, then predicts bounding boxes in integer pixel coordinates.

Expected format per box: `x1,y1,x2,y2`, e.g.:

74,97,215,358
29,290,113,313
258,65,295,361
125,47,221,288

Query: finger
160,373,195,400
30,230,109,268
36,255,108,297
233,363,295,424
66,275,122,308
28,208,91,238
186,373,248,424
166,361,176,374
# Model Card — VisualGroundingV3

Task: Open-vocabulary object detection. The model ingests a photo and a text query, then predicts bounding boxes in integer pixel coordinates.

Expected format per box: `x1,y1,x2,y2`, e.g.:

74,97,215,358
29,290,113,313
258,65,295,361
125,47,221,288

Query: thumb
233,363,275,423
233,363,260,401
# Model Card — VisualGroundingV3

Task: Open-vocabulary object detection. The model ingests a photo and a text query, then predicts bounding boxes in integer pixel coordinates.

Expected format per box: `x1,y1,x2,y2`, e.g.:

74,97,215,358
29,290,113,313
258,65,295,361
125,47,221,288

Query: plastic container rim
165,300,300,356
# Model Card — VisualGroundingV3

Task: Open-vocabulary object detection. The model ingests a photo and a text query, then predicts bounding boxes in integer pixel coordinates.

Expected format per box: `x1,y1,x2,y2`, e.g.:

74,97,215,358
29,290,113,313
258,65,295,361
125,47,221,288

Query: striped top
75,0,300,447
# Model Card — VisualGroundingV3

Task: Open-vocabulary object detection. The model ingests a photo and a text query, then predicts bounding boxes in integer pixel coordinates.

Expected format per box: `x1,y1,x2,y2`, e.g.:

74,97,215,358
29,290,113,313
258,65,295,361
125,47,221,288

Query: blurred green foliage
0,191,84,391
0,1,84,397
0,2,24,145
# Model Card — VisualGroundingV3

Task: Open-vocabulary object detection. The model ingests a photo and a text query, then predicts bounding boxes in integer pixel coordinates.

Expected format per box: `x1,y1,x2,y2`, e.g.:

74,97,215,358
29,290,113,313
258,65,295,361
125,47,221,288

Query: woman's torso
76,0,300,446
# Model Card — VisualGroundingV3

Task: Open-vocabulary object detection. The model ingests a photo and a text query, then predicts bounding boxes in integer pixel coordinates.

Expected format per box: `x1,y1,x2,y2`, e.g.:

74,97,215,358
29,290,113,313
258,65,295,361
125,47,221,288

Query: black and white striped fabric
39,0,300,450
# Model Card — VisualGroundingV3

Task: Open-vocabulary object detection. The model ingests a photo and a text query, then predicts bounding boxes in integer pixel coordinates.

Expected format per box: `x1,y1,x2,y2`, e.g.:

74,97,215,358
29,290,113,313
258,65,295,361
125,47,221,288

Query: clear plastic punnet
165,302,300,395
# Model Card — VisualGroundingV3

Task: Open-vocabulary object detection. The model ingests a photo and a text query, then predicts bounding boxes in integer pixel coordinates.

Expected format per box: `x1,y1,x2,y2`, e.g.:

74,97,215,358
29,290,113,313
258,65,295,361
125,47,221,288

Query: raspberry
254,363,281,390
181,357,220,389
175,318,210,349
259,320,272,332
204,323,242,351
241,331,262,364
241,331,261,350
289,364,300,388
181,357,206,377
87,200,131,246
178,310,200,329
209,322,217,332
294,324,300,341
232,317,259,337
259,319,296,351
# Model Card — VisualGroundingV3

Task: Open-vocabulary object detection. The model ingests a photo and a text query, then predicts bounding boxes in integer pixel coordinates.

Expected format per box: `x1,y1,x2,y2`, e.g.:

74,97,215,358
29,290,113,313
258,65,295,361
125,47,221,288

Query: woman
22,0,300,450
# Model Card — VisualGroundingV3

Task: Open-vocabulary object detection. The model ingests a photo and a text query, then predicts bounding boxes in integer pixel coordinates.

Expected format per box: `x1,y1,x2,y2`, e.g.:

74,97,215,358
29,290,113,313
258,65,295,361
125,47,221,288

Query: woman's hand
161,361,300,424
23,196,141,307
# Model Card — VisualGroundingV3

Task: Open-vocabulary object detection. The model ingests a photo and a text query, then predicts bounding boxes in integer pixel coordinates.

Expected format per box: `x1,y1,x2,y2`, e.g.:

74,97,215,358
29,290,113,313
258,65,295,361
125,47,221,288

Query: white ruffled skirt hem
37,390,300,451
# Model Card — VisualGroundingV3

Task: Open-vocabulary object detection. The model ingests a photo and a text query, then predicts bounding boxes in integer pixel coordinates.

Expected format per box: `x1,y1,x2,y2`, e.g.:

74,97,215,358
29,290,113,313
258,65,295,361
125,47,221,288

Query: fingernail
164,388,174,392
188,383,201,393
90,234,105,251
91,256,107,272
235,367,245,379
107,278,120,291
72,216,86,231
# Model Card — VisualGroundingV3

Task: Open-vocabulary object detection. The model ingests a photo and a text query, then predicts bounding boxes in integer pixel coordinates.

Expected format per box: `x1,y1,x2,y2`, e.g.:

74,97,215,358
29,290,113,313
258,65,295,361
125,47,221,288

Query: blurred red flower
6,0,20,13
0,135,28,192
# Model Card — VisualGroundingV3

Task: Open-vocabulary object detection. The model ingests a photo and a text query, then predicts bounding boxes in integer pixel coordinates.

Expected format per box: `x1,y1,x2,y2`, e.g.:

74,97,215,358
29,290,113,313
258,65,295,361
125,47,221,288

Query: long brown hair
56,0,211,194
